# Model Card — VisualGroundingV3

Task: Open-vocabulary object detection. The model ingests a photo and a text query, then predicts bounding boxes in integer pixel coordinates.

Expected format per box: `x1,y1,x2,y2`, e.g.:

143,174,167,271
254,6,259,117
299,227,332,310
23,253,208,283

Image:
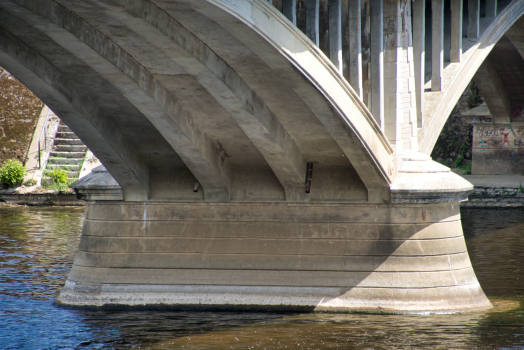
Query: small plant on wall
43,167,72,193
0,159,27,187
50,168,68,184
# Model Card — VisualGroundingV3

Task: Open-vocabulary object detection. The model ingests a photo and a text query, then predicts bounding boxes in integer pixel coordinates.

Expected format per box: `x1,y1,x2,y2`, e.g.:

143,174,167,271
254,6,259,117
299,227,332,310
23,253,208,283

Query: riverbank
0,185,83,206
460,174,524,208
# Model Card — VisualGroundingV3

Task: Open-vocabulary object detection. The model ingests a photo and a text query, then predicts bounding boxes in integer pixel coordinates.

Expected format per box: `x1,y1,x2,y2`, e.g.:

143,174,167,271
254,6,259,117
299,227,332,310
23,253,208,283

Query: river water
0,206,523,349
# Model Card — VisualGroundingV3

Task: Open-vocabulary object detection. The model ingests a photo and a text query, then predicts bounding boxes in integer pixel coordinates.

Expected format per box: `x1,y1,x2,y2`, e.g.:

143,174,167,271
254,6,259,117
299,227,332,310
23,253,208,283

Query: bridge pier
57,157,491,313
1,0,505,313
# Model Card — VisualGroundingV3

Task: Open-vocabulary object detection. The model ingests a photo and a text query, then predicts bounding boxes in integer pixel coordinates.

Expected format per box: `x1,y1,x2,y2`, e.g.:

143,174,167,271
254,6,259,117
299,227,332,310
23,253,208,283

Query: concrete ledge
460,175,524,207
391,152,473,204
0,193,83,206
57,282,490,314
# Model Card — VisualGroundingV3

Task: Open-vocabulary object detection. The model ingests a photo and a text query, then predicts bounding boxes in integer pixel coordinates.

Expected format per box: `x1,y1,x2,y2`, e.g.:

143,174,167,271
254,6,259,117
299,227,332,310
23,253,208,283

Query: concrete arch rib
0,11,150,201
205,0,394,201
0,0,233,202
419,0,524,155
1,0,394,203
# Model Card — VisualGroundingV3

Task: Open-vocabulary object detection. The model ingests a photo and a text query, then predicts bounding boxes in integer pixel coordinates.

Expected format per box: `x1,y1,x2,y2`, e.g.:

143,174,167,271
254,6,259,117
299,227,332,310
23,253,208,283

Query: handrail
37,108,51,169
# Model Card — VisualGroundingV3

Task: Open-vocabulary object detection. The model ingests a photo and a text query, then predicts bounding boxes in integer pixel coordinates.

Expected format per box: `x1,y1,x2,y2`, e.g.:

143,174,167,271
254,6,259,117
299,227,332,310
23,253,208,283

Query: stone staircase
42,122,87,184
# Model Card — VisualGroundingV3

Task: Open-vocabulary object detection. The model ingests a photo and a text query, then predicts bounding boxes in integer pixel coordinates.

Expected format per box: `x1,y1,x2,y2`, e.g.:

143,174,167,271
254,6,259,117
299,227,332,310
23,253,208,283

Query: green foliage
454,145,467,168
49,168,69,184
45,181,73,193
454,154,464,168
0,159,27,187
467,82,482,109
24,178,37,186
519,182,523,194
462,162,471,175
437,159,451,167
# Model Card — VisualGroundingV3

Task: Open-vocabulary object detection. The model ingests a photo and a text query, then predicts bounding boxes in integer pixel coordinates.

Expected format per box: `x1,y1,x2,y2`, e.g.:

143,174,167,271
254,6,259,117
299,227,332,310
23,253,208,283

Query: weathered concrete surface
55,157,491,313
0,192,83,206
57,199,490,313
0,0,502,312
0,0,394,203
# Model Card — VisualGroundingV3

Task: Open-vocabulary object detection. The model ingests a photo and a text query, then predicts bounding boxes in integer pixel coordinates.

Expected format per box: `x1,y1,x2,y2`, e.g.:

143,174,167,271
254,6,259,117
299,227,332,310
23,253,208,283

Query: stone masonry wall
0,67,43,166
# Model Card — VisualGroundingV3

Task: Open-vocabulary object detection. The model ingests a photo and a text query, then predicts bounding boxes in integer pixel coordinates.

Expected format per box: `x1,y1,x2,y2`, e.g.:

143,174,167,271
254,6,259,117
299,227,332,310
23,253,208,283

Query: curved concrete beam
205,0,395,200
2,0,394,203
105,0,393,200
0,7,150,201
419,0,524,155
5,0,233,202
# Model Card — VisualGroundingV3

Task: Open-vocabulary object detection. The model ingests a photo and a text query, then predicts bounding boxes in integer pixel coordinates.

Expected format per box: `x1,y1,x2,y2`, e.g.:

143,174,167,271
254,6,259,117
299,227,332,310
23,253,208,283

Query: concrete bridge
0,0,521,313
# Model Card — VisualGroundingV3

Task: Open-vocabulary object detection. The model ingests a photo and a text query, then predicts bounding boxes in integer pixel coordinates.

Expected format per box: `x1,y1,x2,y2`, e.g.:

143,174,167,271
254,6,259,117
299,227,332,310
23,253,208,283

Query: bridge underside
466,17,524,174
0,0,394,204
0,0,493,313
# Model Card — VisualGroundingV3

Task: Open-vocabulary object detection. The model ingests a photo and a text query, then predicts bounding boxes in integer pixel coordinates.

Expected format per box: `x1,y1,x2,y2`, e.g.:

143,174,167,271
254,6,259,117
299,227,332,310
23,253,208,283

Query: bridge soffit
0,3,154,201
205,0,395,199
0,0,394,203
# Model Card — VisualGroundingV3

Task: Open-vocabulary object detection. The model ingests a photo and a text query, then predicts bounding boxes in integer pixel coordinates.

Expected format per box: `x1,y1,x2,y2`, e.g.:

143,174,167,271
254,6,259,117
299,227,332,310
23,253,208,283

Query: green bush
0,159,27,187
25,178,37,186
49,168,69,184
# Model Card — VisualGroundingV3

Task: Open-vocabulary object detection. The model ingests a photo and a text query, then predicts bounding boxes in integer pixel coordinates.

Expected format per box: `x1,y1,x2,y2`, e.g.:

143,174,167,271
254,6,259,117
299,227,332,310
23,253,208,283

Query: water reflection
0,206,523,349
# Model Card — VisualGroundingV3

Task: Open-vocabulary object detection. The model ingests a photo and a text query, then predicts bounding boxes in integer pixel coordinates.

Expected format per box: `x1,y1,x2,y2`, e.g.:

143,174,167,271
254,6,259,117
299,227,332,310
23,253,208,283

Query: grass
43,181,75,193
456,161,471,175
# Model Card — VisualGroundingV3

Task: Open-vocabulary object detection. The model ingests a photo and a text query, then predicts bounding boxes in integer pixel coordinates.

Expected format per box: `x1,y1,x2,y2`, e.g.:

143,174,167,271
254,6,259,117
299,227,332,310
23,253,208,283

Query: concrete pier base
57,199,490,313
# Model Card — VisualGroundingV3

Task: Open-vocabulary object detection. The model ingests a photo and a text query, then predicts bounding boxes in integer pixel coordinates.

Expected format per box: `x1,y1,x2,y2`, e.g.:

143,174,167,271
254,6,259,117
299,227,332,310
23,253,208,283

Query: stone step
42,176,79,185
50,151,86,158
47,163,81,171
44,168,79,177
58,125,72,133
53,144,87,152
55,131,79,140
54,138,84,146
47,157,84,164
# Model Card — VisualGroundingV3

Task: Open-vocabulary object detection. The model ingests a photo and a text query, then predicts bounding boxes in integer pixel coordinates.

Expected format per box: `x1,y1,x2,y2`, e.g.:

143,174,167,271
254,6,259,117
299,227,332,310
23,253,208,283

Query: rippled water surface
0,206,523,349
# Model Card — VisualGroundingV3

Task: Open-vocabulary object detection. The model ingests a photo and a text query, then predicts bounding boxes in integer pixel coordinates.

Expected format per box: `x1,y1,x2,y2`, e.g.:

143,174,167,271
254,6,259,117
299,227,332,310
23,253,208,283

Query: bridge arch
0,0,494,313
0,0,393,203
419,0,524,155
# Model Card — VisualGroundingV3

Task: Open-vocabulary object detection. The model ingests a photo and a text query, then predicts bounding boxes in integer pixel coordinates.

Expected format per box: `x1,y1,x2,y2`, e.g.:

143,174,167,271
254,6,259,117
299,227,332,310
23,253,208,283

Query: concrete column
431,0,444,91
282,0,297,25
306,0,320,46
468,0,480,39
473,57,511,123
450,0,463,63
349,0,362,98
413,0,425,127
370,0,384,129
383,0,417,153
329,0,343,73
486,0,497,18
